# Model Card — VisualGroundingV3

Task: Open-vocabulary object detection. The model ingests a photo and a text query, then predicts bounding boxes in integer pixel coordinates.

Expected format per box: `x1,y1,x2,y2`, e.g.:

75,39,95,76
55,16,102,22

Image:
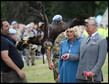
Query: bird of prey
26,1,90,49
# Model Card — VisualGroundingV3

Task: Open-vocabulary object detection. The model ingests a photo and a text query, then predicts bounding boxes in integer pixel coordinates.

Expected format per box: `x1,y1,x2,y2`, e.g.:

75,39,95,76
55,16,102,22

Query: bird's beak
23,40,28,45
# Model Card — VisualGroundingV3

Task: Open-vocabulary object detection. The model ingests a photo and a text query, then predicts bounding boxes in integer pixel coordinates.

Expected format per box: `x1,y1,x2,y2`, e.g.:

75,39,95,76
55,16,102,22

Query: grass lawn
23,53,108,83
22,58,55,83
101,53,108,83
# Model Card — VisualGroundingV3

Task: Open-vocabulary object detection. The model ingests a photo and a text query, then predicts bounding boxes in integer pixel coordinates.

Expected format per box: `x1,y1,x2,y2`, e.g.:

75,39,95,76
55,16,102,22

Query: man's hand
57,74,60,82
61,54,69,60
48,62,53,70
17,70,26,79
87,71,94,78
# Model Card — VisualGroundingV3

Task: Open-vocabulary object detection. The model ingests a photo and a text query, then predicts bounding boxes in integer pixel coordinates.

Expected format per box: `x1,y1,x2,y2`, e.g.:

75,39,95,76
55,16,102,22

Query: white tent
100,8,108,27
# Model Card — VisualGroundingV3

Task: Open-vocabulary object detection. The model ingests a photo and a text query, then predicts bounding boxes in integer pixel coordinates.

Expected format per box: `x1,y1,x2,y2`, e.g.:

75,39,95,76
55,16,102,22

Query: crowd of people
9,21,46,66
1,14,108,83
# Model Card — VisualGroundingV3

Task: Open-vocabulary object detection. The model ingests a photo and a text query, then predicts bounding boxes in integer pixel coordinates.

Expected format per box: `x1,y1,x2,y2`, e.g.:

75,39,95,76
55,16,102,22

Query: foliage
1,1,108,24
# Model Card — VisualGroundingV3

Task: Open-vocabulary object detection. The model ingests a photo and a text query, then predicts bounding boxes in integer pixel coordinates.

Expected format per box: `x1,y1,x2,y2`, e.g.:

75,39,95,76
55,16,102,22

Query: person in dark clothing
1,19,28,83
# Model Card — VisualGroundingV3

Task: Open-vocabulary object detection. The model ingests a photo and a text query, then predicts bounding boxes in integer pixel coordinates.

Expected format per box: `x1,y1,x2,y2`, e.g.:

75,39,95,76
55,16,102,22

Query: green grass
23,53,108,83
22,58,55,83
101,53,108,83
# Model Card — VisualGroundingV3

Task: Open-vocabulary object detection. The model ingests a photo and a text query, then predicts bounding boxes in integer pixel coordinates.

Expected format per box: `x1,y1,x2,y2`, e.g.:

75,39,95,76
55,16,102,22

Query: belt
53,55,59,58
54,54,59,56
2,70,12,73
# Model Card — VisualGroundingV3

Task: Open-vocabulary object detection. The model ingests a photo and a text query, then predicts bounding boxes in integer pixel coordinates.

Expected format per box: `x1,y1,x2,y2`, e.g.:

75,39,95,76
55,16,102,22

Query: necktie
86,36,91,44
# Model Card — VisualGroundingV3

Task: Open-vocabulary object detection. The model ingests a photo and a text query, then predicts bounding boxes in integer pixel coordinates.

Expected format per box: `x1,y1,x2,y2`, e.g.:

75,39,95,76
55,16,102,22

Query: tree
1,1,108,24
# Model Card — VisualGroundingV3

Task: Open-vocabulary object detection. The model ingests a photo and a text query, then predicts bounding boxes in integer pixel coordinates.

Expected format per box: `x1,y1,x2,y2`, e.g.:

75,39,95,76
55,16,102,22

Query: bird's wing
28,35,42,45
27,1,42,17
27,1,90,48
68,14,90,28
27,1,49,46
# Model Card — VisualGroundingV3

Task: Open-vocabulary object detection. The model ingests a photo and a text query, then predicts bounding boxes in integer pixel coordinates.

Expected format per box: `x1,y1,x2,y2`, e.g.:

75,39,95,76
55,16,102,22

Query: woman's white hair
65,26,81,39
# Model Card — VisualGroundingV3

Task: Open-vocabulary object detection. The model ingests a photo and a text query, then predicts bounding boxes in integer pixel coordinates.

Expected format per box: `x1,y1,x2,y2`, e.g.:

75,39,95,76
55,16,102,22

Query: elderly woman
58,26,82,83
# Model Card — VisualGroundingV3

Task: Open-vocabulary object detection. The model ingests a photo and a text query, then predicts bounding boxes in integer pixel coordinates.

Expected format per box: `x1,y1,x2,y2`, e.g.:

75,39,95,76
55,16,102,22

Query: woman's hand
61,54,68,60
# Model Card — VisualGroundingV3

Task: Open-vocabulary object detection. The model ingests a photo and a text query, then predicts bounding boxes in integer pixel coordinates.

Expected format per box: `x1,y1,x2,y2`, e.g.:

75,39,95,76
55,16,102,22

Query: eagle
26,1,90,49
